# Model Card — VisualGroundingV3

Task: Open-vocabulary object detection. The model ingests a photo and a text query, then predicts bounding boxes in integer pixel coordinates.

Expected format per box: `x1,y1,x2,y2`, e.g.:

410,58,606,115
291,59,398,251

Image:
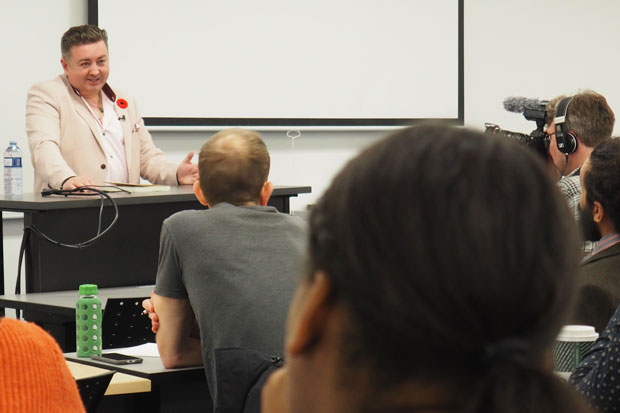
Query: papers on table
115,342,160,357
105,182,171,193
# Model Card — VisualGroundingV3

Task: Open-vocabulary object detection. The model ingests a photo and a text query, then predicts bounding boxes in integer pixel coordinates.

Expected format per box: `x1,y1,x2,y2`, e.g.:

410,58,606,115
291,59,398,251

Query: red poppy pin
117,99,128,109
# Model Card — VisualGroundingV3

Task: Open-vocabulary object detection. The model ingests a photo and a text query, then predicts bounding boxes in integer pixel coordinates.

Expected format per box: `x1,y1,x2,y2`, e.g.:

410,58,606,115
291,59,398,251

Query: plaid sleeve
557,175,597,254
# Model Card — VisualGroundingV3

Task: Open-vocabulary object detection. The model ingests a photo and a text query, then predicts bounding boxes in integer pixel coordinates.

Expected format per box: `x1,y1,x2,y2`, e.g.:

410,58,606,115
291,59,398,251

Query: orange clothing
0,317,85,412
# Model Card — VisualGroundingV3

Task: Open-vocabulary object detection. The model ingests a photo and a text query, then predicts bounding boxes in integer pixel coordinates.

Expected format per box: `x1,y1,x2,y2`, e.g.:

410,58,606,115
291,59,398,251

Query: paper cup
553,325,598,373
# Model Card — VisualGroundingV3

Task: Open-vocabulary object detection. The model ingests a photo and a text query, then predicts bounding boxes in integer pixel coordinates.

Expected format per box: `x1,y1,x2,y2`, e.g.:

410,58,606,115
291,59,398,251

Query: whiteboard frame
89,0,464,129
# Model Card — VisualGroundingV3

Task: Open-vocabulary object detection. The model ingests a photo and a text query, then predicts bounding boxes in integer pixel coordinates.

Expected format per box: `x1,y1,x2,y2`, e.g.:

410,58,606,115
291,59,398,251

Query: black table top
65,351,205,384
0,185,311,212
0,285,155,317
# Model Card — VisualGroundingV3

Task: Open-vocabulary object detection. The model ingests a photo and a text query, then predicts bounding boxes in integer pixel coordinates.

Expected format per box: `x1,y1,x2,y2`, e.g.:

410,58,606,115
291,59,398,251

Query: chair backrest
76,370,115,413
102,297,154,349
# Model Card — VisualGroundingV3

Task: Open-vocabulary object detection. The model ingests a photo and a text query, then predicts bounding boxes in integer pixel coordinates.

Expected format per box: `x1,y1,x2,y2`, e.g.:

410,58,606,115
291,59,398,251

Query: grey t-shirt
154,202,307,404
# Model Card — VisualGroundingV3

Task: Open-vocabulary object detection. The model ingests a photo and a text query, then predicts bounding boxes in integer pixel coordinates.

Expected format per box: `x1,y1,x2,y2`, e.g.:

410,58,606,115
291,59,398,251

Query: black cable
32,185,120,248
561,154,570,176
14,186,122,306
14,226,31,318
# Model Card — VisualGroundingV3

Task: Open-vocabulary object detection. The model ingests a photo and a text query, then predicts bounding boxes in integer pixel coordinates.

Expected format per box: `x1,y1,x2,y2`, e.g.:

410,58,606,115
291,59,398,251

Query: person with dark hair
142,128,306,410
261,125,591,413
545,90,615,253
26,25,198,192
570,139,620,334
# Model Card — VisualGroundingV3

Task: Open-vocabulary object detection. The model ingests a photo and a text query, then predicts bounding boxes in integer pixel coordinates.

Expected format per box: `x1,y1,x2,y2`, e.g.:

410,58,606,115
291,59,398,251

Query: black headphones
553,96,579,155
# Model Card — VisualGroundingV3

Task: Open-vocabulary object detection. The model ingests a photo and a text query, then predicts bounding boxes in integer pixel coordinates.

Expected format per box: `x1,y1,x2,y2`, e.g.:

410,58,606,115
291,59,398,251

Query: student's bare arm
151,293,203,368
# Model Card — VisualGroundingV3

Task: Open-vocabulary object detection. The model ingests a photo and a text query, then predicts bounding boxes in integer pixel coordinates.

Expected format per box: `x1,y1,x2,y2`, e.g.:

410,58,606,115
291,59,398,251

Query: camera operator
545,90,615,253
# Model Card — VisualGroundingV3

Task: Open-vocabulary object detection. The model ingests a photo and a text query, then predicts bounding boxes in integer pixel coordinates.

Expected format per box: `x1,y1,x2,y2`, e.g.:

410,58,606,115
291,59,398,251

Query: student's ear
61,58,68,72
593,201,604,223
287,272,332,356
193,181,209,206
259,181,274,206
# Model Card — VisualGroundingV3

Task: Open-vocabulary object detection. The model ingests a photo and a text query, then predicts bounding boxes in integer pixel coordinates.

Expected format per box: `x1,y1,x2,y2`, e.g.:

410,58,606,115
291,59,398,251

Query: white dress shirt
82,93,129,183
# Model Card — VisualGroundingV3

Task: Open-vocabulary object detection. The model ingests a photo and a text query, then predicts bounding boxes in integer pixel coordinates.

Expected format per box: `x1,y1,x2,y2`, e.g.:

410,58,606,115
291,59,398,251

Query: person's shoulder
557,174,581,193
583,244,620,266
28,74,68,94
279,212,307,229
164,208,207,226
244,205,306,223
267,210,308,240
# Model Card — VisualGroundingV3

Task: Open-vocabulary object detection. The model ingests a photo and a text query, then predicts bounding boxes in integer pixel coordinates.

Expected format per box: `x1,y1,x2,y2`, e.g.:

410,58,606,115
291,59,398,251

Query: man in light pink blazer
26,25,198,193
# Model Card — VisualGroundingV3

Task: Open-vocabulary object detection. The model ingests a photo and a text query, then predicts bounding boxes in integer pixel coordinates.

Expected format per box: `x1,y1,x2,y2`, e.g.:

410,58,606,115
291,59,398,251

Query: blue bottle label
3,157,21,167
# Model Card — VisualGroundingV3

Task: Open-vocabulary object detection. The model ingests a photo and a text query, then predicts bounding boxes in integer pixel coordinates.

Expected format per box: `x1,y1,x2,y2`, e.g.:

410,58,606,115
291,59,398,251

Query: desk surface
67,360,151,395
0,185,311,212
0,285,154,317
66,352,205,385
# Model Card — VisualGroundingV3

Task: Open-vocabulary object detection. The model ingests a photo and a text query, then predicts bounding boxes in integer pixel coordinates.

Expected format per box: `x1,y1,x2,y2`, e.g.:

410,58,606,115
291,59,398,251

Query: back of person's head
583,138,620,233
61,25,108,60
198,128,270,206
545,90,615,147
306,124,588,412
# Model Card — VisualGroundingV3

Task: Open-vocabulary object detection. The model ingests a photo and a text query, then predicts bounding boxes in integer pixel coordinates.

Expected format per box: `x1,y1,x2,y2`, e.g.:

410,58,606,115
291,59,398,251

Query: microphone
503,96,548,114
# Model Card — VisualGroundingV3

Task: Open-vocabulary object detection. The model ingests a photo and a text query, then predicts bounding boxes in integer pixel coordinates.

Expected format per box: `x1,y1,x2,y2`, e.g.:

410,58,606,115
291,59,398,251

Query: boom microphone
503,96,547,113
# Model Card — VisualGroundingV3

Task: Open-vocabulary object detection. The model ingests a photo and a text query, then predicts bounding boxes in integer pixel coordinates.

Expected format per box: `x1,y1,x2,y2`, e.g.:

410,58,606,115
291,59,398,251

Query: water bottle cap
9,141,17,146
79,284,98,295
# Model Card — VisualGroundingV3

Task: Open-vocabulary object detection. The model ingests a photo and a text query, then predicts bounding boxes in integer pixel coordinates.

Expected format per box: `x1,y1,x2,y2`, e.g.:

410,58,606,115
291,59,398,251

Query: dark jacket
573,242,620,333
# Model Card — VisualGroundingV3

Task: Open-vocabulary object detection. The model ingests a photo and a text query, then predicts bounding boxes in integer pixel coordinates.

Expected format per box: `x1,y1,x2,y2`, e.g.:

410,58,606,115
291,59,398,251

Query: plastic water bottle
76,284,103,357
4,141,22,196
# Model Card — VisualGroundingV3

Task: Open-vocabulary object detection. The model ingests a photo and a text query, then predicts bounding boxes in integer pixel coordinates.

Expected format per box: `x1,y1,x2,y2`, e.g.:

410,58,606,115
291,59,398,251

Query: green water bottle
76,284,102,357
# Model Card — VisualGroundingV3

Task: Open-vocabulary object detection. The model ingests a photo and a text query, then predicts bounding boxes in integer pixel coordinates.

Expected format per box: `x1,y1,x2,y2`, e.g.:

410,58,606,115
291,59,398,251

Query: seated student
571,302,620,411
0,317,84,412
142,128,306,410
571,139,620,333
260,125,591,413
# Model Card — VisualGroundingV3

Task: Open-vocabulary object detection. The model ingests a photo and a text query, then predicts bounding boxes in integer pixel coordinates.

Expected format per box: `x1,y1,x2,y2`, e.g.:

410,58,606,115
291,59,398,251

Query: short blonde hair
198,128,270,206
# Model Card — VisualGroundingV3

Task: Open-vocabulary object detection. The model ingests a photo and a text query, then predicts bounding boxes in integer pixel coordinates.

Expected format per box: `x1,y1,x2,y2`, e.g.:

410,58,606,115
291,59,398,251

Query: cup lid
79,284,98,295
557,325,599,342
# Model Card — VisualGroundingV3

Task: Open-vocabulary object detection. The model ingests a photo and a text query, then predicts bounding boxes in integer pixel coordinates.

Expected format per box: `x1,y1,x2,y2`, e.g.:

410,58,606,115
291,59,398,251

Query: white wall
464,0,620,133
2,0,620,297
1,0,88,192
1,0,88,305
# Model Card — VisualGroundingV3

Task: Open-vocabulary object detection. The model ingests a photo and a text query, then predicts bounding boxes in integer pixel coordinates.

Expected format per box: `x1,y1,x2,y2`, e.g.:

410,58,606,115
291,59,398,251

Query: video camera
484,97,550,159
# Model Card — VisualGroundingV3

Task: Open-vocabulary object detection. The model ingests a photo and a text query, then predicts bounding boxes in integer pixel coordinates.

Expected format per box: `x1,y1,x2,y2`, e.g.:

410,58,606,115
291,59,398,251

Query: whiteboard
94,0,463,127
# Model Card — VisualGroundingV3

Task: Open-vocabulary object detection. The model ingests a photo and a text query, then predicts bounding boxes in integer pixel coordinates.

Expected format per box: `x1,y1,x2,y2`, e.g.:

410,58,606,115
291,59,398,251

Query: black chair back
76,370,115,413
102,297,154,349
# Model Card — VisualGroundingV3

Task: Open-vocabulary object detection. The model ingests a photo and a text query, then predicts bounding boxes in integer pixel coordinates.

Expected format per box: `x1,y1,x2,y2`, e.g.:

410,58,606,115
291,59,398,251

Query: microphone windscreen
503,96,546,113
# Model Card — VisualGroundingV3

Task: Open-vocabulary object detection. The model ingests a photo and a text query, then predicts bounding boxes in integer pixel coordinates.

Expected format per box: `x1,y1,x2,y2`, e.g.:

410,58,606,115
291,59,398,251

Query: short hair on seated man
262,125,590,413
198,127,270,206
